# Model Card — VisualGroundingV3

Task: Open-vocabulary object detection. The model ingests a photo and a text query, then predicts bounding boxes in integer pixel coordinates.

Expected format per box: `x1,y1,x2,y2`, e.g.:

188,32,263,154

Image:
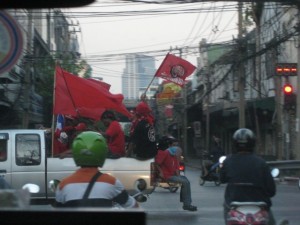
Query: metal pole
22,10,33,128
295,10,300,160
238,2,245,128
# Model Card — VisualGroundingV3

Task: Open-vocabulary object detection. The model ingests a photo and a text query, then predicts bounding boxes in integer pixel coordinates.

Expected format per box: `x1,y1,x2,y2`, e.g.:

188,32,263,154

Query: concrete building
0,9,81,128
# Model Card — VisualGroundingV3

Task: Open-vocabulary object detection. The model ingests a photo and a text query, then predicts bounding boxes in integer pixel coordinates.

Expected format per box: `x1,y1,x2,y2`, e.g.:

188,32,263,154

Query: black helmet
233,128,255,151
158,135,177,150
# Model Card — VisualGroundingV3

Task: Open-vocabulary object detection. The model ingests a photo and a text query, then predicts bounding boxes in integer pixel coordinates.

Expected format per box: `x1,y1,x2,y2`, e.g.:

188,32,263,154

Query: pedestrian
54,131,138,208
155,136,197,211
220,128,276,225
100,110,126,158
126,100,157,159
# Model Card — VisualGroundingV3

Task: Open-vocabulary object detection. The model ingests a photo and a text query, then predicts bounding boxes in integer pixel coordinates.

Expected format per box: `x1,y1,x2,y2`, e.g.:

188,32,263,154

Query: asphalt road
141,166,300,225
28,165,300,225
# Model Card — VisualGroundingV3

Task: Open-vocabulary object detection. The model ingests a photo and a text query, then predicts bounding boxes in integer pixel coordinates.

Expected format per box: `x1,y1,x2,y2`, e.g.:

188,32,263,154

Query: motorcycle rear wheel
214,180,221,186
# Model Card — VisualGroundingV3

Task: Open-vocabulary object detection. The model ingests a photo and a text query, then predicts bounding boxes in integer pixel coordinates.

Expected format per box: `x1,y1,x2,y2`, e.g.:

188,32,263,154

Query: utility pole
238,2,246,128
295,9,300,160
180,48,188,157
22,10,33,128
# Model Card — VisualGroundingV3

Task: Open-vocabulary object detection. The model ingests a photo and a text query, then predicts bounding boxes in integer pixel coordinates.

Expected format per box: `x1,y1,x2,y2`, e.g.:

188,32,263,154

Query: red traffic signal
283,84,293,95
276,63,297,76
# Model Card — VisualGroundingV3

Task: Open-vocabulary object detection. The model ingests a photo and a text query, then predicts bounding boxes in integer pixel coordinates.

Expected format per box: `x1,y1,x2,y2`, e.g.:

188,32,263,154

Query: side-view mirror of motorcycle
49,179,61,192
133,179,148,202
22,183,40,193
271,168,280,178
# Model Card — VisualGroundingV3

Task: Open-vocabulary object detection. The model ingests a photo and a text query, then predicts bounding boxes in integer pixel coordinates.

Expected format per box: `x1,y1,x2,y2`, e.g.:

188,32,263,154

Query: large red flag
53,66,131,120
155,53,196,87
86,78,111,91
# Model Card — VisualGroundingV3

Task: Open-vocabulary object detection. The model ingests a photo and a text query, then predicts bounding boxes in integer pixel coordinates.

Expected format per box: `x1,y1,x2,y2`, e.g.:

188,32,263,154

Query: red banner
53,66,131,120
155,53,196,86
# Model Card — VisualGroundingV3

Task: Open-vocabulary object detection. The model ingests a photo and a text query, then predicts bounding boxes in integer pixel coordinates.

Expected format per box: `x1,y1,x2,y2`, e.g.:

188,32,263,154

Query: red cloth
54,67,131,120
86,78,111,91
155,150,179,180
105,121,125,156
135,102,154,125
155,53,196,87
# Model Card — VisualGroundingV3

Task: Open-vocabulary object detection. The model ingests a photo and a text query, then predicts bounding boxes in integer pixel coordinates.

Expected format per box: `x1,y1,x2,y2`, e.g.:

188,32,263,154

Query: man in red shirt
155,136,197,211
100,110,125,158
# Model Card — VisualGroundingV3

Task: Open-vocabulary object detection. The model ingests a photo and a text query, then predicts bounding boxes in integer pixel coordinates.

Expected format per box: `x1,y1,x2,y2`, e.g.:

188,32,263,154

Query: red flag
53,66,131,120
86,78,111,91
155,53,196,86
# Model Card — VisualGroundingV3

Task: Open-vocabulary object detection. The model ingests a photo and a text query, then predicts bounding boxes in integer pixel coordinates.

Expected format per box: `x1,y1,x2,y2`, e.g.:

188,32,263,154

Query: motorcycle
225,168,280,225
199,156,226,186
153,157,185,193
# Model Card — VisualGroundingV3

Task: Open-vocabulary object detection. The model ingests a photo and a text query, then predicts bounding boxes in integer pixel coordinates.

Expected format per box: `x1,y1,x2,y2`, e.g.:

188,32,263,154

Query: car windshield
0,1,300,225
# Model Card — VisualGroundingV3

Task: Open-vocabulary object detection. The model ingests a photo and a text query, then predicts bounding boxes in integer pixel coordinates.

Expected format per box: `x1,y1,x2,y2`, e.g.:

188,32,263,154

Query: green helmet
71,131,108,167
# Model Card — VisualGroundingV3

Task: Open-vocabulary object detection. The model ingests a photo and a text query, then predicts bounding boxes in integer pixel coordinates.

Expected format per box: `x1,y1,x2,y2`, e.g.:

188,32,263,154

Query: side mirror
49,179,60,192
135,194,147,203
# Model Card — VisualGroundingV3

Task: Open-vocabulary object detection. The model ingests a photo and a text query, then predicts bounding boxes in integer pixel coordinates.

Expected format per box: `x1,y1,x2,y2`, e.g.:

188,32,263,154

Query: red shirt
155,150,179,180
105,121,125,156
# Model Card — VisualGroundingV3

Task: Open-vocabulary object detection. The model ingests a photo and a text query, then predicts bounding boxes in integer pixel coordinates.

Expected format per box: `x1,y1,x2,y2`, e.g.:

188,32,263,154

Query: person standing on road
155,136,197,212
220,128,276,225
54,131,138,208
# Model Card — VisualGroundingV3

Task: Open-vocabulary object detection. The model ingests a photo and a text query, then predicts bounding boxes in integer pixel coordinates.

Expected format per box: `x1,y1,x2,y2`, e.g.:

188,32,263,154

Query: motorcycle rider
220,128,276,225
155,136,197,211
202,135,225,179
54,131,138,208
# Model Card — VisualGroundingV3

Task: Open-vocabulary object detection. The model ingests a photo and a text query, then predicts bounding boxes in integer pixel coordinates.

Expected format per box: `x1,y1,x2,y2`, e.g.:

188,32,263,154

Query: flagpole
51,61,60,157
143,75,156,96
144,53,170,96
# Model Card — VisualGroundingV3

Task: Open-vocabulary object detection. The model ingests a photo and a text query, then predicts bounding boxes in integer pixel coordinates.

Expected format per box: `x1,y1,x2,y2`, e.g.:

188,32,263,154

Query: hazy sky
65,1,239,93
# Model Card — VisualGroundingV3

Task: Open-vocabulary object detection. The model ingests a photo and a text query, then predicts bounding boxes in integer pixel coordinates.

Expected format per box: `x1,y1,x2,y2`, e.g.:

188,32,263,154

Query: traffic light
276,63,297,76
283,84,296,110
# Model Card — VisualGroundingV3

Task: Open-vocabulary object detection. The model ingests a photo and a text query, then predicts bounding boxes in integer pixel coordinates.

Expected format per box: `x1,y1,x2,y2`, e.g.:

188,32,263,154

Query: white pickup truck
0,129,156,204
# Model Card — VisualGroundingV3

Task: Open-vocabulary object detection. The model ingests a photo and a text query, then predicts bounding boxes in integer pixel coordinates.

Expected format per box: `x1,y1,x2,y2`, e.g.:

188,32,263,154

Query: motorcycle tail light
227,209,246,224
253,210,269,224
179,164,185,171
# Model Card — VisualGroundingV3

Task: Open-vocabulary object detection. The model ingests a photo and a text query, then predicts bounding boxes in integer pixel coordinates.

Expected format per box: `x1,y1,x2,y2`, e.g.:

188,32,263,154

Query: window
0,140,7,162
15,134,41,166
